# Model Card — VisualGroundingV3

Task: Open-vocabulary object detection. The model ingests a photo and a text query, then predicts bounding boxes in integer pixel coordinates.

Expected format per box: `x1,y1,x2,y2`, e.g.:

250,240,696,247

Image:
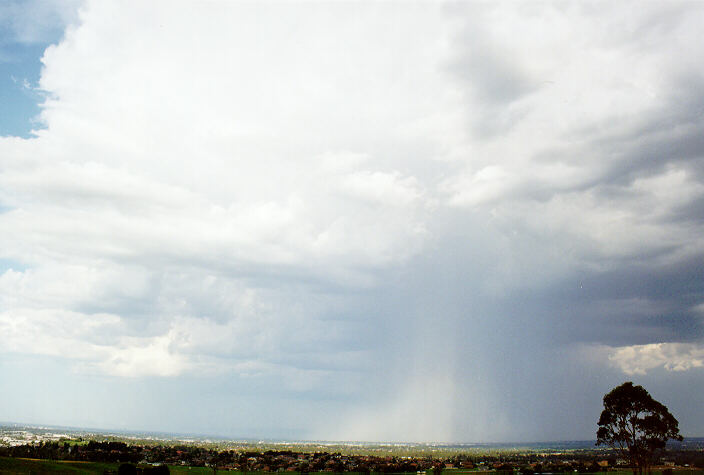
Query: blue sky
1,1,704,443
1,0,79,137
0,43,44,137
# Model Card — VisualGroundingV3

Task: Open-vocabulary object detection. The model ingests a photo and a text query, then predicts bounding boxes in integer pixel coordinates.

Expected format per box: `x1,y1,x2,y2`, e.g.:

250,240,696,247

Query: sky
1,0,704,443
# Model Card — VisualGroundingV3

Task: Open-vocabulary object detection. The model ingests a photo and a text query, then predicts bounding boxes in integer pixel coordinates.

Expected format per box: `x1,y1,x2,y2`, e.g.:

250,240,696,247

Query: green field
1,459,703,475
166,467,213,475
0,457,119,473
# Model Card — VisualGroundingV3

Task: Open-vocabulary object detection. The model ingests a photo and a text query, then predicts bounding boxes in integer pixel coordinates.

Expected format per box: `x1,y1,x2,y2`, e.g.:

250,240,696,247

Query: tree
118,463,138,475
596,382,682,475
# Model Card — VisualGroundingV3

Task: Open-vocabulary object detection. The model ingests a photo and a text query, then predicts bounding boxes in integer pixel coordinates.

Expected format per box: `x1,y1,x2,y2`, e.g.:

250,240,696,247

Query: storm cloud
1,1,704,442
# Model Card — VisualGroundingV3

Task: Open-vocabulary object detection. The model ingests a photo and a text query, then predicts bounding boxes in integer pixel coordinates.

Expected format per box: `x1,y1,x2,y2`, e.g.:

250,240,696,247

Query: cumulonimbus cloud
1,0,704,441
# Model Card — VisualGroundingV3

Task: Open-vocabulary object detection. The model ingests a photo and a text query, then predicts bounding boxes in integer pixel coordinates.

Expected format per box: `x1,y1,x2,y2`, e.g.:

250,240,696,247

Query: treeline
1,440,141,463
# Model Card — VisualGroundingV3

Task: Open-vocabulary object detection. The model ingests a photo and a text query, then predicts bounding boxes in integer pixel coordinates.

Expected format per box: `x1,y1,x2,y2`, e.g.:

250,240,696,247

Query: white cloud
339,171,424,207
90,331,191,378
608,343,704,375
0,0,451,384
0,305,190,378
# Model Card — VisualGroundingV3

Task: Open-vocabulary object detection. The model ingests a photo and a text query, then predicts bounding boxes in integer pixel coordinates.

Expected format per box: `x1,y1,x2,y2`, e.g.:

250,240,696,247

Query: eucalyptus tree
596,382,682,475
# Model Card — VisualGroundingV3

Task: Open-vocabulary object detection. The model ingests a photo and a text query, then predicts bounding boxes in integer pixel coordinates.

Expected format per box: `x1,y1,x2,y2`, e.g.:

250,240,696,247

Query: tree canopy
596,382,682,474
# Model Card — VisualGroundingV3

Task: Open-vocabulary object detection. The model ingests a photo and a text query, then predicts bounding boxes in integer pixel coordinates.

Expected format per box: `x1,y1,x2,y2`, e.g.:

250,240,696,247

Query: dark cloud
445,16,540,136
574,77,704,188
526,253,704,347
449,45,537,107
